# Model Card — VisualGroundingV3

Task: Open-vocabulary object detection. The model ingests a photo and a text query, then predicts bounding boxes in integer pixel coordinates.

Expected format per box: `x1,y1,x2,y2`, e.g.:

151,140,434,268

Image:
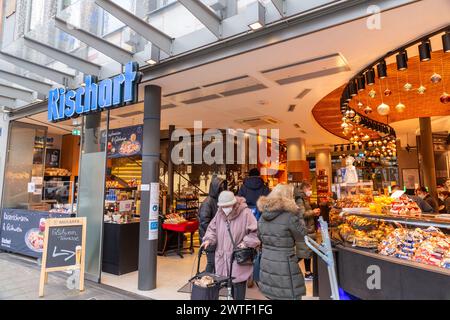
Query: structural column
287,137,309,182
138,85,161,290
167,125,175,210
419,117,437,198
315,148,332,190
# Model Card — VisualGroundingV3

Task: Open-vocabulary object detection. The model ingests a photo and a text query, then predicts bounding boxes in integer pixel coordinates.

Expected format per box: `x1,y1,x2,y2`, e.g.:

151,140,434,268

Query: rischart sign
48,62,140,122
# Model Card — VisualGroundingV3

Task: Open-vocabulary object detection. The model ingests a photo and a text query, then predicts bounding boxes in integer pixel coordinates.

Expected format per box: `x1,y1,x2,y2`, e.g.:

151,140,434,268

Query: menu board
39,217,86,297
107,125,143,158
0,209,65,258
45,224,83,269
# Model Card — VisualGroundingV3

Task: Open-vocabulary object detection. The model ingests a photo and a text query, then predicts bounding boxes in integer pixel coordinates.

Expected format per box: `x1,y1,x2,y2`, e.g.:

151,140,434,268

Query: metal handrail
159,158,208,197
304,217,340,300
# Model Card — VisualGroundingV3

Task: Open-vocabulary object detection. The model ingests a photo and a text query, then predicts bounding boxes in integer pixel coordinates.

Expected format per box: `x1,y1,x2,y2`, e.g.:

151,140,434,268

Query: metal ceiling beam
0,69,52,96
23,36,102,76
271,0,285,16
0,84,34,102
54,16,134,65
0,51,75,86
178,0,222,38
0,95,16,108
94,0,173,54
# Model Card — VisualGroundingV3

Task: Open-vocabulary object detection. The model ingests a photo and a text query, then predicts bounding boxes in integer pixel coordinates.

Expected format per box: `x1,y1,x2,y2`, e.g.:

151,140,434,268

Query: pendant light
439,46,450,104
396,51,408,71
443,32,450,53
377,72,390,116
418,40,431,62
417,56,426,95
395,68,406,112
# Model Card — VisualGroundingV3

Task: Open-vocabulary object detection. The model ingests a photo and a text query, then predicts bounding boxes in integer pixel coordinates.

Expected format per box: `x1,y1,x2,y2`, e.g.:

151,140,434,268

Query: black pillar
138,85,161,290
419,117,437,198
167,125,175,211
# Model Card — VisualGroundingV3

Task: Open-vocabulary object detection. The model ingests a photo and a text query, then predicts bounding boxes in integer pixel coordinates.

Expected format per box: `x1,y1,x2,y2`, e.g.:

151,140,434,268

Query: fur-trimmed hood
257,195,300,221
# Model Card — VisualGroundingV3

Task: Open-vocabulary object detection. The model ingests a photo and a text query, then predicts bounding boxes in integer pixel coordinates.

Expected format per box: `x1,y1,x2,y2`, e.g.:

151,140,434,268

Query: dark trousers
232,281,247,300
205,248,215,273
303,258,312,273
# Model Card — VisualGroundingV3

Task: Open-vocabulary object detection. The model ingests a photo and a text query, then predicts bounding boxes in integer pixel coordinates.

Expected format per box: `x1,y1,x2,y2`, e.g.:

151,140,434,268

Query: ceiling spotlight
146,45,160,65
418,40,431,62
396,51,408,71
343,87,351,102
377,60,387,79
247,1,266,31
348,80,357,97
443,32,450,53
365,68,376,85
357,75,366,92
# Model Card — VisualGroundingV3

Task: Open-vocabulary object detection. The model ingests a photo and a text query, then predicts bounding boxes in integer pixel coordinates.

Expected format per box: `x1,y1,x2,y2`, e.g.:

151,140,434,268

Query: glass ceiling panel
146,2,210,38
56,0,149,54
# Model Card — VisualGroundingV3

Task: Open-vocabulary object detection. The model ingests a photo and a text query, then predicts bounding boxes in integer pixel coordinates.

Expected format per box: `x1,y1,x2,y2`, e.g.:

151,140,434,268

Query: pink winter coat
203,196,260,283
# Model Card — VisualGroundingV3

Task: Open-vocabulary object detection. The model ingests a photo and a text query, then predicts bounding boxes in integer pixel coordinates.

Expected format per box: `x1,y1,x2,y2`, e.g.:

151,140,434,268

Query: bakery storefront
0,62,289,295
312,28,450,300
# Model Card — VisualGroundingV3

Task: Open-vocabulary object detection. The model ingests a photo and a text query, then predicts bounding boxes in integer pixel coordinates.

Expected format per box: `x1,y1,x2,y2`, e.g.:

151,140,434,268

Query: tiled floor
101,249,315,300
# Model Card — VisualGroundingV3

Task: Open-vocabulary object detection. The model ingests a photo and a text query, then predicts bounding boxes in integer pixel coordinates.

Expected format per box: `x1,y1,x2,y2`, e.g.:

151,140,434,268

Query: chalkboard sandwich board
39,217,86,297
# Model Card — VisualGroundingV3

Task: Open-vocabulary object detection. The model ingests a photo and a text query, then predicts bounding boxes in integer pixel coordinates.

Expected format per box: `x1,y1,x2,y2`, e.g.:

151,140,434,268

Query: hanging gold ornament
369,89,376,98
364,106,372,114
395,102,406,112
354,115,361,123
357,101,364,109
417,85,426,94
403,83,413,91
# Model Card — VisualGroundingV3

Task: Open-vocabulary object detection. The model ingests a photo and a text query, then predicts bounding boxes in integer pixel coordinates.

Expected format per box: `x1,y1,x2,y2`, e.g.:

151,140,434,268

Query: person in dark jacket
438,191,450,214
416,187,439,213
257,184,308,300
238,168,270,208
294,181,320,280
198,176,225,273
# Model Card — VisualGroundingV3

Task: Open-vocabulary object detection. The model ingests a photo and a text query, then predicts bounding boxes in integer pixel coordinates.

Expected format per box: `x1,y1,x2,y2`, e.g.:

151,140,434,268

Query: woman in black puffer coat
257,184,308,300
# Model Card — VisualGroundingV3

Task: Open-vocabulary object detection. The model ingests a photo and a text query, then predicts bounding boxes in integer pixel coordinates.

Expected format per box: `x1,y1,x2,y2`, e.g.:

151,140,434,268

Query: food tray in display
342,207,371,214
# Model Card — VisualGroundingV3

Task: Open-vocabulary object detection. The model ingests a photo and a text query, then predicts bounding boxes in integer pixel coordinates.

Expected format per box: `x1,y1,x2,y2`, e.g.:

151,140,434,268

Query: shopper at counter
294,181,321,280
202,191,260,300
391,185,434,213
416,187,439,213
198,176,225,273
257,184,308,300
438,191,450,214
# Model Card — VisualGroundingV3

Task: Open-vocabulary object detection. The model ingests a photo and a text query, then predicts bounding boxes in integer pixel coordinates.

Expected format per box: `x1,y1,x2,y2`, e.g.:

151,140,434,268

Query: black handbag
226,221,256,265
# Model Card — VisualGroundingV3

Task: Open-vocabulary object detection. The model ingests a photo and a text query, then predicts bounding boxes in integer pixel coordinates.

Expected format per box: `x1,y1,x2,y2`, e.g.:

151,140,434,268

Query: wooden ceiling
313,50,450,140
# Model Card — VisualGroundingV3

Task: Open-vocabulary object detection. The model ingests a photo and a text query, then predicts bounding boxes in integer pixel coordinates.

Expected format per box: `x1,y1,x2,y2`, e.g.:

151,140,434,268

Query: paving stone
0,253,150,300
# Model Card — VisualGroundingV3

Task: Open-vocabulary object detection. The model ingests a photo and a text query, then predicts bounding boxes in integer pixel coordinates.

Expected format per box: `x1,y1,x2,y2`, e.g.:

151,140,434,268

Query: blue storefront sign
48,61,140,122
107,125,143,158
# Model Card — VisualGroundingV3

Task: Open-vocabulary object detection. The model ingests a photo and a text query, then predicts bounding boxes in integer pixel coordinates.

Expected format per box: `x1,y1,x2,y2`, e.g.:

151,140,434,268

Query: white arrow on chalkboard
52,247,75,261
